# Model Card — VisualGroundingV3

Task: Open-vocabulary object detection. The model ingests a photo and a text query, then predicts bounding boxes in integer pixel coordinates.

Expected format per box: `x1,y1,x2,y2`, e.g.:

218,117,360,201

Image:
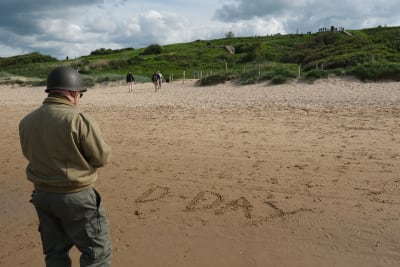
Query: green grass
1,25,400,86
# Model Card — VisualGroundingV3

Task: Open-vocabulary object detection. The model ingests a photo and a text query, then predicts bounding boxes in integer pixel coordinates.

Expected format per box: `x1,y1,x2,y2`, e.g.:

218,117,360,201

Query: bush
108,59,128,69
270,75,288,85
81,76,96,88
90,47,134,56
0,52,57,68
237,66,296,85
237,70,259,85
238,43,262,63
128,56,144,65
90,48,114,56
348,62,400,81
198,74,227,86
304,69,329,80
260,67,296,80
142,44,163,55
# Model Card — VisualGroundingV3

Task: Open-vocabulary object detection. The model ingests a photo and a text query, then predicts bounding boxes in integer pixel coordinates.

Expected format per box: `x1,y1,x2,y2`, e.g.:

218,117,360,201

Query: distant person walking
152,71,161,92
152,70,163,92
19,66,112,267
157,70,164,89
126,71,136,92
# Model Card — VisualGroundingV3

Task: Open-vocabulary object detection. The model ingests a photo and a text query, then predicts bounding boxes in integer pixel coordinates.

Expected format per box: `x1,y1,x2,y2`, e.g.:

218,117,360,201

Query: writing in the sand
134,186,312,220
135,186,252,218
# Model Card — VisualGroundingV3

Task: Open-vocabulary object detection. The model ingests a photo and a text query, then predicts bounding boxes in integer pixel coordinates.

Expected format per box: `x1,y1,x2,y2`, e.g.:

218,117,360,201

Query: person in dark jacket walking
126,71,136,92
19,66,112,267
152,70,163,92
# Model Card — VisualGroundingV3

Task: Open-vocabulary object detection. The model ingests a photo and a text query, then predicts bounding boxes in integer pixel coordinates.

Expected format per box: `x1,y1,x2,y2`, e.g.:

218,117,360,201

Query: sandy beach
1,78,399,266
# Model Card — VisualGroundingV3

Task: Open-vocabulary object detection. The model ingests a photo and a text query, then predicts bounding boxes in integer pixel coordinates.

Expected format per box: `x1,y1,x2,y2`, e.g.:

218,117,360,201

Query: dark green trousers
31,188,112,267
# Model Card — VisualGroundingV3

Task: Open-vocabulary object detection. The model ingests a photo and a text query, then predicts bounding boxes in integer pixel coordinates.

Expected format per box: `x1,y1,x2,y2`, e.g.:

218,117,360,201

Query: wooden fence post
298,65,301,79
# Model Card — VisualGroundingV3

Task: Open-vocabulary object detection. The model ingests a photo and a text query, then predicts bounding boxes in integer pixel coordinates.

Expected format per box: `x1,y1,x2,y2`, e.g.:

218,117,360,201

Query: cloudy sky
0,0,399,59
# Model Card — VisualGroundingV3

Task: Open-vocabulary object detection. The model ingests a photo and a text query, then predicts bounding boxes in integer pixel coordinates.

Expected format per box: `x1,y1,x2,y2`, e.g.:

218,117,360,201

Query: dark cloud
0,0,104,57
0,0,103,34
214,1,289,22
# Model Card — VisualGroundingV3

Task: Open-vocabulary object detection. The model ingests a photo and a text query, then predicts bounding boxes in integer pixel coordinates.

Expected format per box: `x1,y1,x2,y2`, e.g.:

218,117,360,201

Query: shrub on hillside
237,66,296,85
237,70,259,84
260,67,296,81
237,43,262,63
304,69,329,80
198,74,227,86
128,56,144,65
81,76,95,88
90,47,134,56
270,75,288,85
90,48,114,55
142,44,163,55
348,62,400,81
108,59,128,69
0,52,57,67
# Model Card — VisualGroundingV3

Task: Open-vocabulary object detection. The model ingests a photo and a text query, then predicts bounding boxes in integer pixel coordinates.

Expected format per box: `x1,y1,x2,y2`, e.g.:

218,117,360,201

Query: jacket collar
43,94,75,108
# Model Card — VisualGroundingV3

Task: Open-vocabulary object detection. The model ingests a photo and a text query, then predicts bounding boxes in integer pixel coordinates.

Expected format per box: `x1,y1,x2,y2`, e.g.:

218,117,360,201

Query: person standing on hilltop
126,71,136,92
19,66,112,267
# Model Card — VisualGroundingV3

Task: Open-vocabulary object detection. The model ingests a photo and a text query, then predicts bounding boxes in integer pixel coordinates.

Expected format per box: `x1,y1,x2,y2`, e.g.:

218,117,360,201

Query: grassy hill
1,25,400,87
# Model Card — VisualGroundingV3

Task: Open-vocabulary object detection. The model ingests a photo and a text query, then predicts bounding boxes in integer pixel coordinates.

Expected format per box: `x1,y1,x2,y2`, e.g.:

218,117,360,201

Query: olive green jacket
19,95,111,193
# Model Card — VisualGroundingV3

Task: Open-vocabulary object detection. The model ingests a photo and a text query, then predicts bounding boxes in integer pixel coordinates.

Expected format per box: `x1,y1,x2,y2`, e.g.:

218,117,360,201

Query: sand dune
1,78,399,266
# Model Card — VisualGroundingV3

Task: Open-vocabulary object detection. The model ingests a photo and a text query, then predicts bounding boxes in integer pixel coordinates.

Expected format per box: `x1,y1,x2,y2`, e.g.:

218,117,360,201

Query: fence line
166,62,301,81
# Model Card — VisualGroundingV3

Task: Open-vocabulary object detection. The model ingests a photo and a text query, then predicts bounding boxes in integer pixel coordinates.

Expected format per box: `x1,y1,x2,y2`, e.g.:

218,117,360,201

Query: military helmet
45,66,86,93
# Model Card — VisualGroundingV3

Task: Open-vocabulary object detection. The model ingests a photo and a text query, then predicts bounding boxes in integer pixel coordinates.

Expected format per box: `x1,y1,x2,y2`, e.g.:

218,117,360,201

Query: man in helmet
19,66,112,267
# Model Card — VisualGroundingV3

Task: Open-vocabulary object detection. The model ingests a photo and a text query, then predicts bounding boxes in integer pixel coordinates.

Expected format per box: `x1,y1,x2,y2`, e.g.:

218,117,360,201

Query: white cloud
231,17,286,36
38,19,84,42
140,10,191,43
0,44,25,58
84,16,118,33
214,0,400,32
0,0,399,59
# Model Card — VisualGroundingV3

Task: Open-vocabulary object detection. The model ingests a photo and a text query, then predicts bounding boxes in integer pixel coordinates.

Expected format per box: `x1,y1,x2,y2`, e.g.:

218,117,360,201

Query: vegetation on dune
1,25,400,87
